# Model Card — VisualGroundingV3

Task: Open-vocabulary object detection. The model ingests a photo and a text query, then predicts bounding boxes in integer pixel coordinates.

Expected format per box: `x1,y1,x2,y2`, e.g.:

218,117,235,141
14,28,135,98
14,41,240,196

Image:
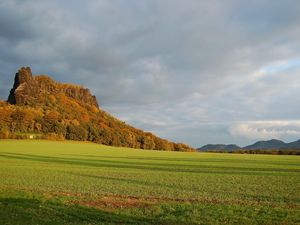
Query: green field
0,140,299,225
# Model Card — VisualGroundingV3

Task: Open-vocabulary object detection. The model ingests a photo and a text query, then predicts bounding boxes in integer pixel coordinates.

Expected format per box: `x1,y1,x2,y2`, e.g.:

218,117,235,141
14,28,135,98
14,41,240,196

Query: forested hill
0,67,194,152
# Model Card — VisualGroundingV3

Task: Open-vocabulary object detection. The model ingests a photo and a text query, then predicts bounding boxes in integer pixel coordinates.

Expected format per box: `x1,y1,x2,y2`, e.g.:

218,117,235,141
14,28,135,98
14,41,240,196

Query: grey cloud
0,1,35,42
0,0,300,147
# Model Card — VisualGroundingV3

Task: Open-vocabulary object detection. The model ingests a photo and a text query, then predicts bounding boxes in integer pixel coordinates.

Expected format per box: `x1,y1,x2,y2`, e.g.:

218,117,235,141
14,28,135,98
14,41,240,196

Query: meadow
0,140,299,225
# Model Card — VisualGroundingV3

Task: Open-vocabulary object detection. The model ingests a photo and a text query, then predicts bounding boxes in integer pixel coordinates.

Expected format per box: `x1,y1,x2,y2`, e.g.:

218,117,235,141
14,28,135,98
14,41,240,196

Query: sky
0,0,300,147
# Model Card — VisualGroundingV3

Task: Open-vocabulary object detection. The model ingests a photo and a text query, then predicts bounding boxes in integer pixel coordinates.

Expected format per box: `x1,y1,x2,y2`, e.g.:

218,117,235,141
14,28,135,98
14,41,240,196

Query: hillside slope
286,139,300,149
0,67,193,152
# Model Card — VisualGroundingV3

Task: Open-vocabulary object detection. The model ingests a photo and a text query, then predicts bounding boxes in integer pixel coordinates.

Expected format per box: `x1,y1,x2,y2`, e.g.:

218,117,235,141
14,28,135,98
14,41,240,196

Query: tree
0,107,12,129
87,123,100,142
11,109,26,132
0,128,10,139
66,125,88,141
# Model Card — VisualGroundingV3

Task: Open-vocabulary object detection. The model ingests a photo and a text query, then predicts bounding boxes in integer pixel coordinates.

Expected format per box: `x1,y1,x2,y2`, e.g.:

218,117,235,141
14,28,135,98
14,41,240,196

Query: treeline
0,96,193,152
204,149,300,155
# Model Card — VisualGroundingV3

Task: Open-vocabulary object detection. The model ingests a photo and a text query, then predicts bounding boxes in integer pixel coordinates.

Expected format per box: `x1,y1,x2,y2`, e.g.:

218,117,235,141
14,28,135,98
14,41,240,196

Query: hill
0,67,194,152
198,144,241,152
243,139,287,150
198,139,300,152
286,139,300,149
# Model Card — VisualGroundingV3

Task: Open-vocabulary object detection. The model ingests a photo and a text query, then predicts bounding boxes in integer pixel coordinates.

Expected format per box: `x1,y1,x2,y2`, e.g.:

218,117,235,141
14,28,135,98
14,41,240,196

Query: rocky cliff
8,67,98,108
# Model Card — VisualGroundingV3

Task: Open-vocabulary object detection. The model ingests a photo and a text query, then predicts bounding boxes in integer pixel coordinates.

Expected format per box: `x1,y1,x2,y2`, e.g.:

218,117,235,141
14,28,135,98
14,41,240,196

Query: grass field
0,140,299,225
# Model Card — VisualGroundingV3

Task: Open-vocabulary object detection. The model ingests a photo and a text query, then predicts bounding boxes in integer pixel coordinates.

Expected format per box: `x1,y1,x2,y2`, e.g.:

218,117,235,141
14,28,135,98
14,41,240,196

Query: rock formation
7,67,99,108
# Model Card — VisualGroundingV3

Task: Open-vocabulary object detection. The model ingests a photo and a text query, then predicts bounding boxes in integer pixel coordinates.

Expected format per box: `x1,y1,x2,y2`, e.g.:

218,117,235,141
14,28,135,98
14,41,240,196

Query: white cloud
229,120,300,140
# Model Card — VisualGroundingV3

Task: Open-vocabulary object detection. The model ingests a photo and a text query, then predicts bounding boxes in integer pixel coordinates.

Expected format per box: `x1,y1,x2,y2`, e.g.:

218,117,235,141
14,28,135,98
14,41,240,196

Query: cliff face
8,67,35,105
7,67,99,108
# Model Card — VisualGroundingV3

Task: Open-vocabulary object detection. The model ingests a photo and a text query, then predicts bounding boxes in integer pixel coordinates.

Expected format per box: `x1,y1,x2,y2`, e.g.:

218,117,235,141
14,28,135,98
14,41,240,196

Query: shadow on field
1,197,298,225
68,172,177,189
0,197,151,225
0,152,299,176
64,154,300,167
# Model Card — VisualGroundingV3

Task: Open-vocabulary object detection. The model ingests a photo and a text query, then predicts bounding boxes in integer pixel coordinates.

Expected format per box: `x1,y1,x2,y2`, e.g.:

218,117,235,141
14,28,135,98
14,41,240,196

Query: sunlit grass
0,140,299,224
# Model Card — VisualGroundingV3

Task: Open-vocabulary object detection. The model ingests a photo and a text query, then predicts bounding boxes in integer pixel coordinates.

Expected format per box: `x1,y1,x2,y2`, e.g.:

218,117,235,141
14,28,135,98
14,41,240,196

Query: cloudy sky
0,0,300,147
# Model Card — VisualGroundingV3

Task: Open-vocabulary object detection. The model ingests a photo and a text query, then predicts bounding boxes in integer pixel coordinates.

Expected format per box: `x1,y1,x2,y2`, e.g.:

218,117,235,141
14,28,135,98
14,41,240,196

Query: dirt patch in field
68,195,300,210
69,196,152,209
39,190,300,210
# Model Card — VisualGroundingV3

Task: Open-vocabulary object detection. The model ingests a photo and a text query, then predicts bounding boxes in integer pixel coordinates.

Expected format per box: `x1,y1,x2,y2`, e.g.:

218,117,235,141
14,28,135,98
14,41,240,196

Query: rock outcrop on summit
8,67,98,107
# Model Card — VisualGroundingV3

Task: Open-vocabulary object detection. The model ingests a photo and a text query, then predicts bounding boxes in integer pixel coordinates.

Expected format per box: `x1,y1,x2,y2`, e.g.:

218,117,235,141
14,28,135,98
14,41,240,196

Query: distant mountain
244,139,287,150
286,139,300,149
198,139,300,151
0,67,194,152
198,144,241,152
